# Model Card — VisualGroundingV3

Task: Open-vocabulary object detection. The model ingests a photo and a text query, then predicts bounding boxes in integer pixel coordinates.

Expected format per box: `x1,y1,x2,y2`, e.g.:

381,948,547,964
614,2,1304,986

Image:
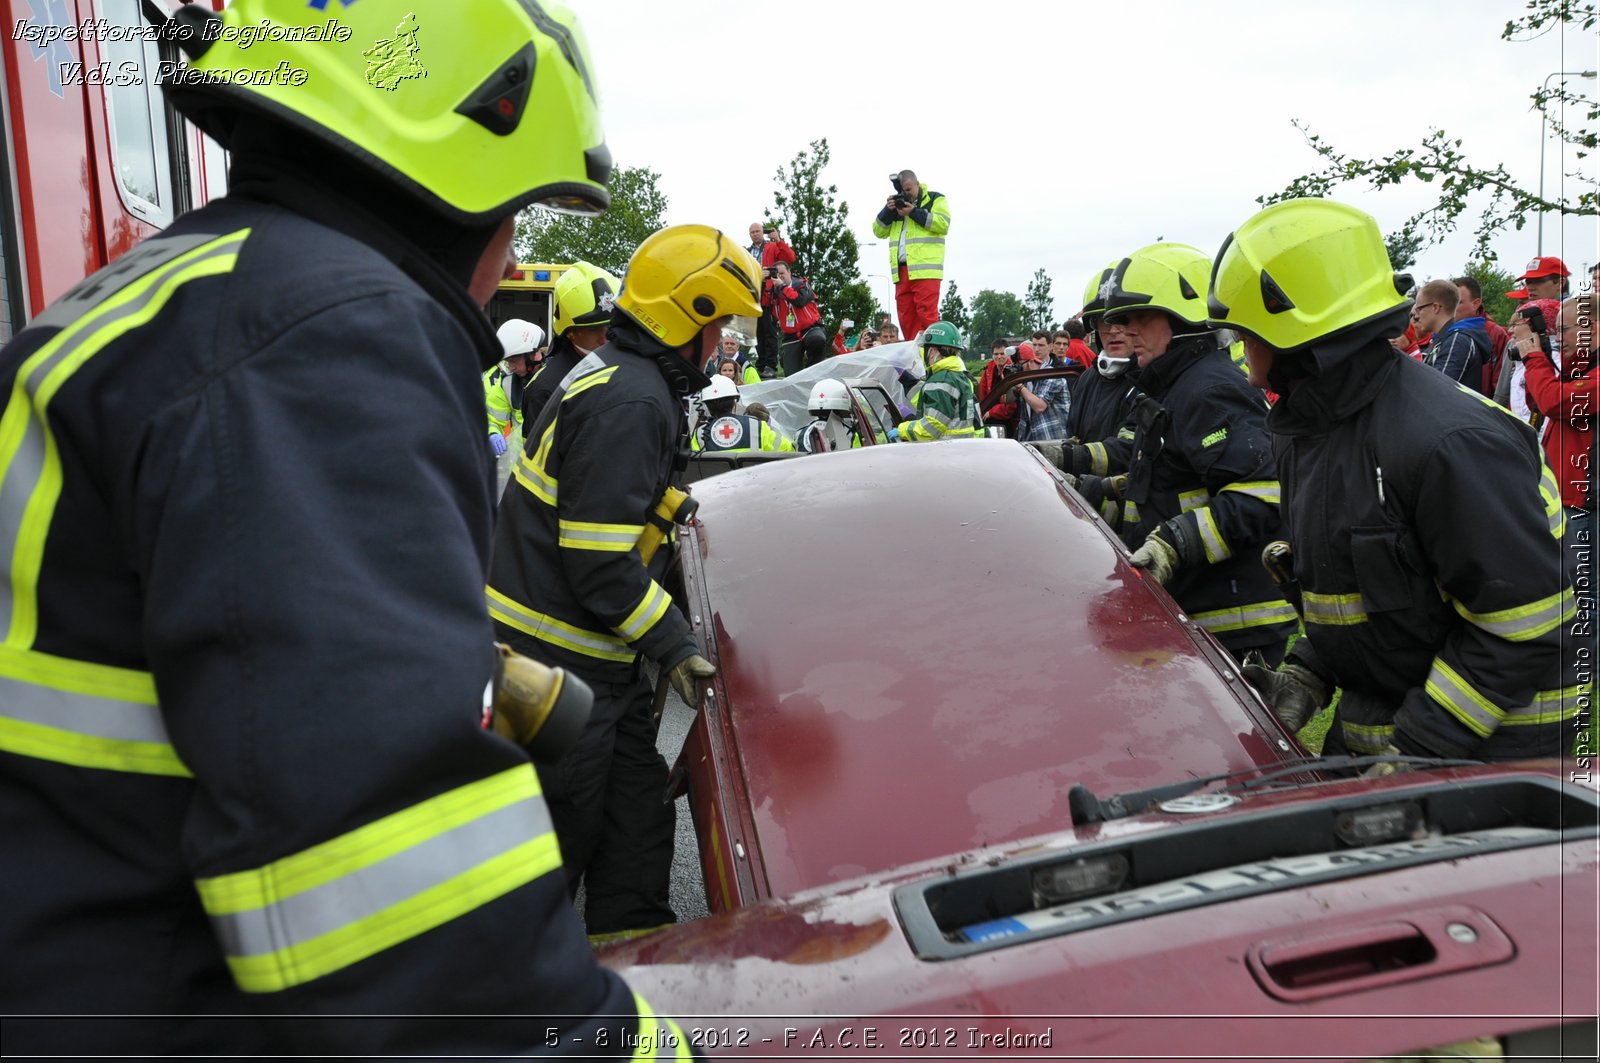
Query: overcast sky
578,0,1598,315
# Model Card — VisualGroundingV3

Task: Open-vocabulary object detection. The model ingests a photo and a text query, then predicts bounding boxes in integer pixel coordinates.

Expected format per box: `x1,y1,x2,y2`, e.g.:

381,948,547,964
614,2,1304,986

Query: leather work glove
488,432,508,457
1028,440,1066,468
1240,651,1330,732
1362,743,1412,779
1027,440,1092,474
667,653,716,708
1128,525,1182,585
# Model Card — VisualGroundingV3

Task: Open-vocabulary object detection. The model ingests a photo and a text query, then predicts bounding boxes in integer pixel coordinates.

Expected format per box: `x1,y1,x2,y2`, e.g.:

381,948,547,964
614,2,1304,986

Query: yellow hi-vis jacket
871,185,951,282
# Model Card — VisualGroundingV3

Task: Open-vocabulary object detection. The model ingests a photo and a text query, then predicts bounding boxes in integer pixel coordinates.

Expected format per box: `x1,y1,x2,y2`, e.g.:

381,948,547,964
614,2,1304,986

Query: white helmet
497,318,545,359
808,378,851,415
701,374,740,403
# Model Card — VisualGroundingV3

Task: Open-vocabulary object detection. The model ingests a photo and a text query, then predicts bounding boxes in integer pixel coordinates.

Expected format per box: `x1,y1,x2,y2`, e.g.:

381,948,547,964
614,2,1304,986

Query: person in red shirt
1053,321,1095,372
749,220,796,378
977,339,1020,434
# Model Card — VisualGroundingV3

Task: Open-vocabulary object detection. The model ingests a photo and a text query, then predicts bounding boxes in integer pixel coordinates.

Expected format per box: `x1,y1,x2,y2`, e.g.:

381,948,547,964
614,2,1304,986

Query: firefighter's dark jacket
1068,359,1139,475
1270,318,1576,760
489,322,700,681
522,332,583,426
0,195,679,1056
1120,333,1296,653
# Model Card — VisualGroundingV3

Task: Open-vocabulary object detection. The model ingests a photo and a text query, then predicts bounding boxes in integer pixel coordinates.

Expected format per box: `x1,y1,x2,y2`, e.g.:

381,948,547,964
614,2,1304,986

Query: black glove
1241,651,1330,732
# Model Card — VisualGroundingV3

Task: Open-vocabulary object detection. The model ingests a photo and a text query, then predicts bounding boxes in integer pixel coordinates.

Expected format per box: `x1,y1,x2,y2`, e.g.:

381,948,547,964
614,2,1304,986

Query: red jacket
758,239,796,310
1064,338,1095,371
977,358,1019,427
776,278,821,336
1522,344,1594,510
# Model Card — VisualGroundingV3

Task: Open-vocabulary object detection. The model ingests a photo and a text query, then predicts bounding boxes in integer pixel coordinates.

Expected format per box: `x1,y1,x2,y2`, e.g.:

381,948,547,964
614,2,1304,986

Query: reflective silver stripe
1504,684,1589,724
1303,591,1368,626
1086,442,1108,476
615,582,670,642
1194,508,1231,563
1100,499,1118,522
0,667,167,744
904,237,946,245
1219,481,1281,505
0,233,248,636
208,794,552,961
1342,720,1396,753
1425,658,1503,738
906,263,943,274
486,588,630,657
922,382,961,400
1191,599,1298,634
1178,488,1210,512
1452,588,1575,642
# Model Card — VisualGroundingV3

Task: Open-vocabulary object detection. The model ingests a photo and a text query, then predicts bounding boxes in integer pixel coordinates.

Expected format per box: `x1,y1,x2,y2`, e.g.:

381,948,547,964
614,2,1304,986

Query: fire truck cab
1,0,228,342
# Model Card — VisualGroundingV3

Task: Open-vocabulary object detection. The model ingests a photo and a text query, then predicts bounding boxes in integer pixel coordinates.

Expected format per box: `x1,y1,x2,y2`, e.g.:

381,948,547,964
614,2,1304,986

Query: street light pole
1537,69,1597,256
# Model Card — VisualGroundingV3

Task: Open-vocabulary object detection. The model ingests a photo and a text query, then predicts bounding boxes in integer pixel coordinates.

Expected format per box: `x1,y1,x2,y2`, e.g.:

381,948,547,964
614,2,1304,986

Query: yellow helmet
616,226,763,348
1102,243,1212,327
552,261,620,335
1207,198,1410,351
1080,259,1119,322
164,0,609,222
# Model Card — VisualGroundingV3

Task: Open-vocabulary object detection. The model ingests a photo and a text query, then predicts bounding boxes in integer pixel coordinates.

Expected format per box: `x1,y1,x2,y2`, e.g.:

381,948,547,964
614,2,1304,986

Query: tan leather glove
1240,652,1330,732
666,653,715,708
1128,530,1180,585
1362,744,1412,779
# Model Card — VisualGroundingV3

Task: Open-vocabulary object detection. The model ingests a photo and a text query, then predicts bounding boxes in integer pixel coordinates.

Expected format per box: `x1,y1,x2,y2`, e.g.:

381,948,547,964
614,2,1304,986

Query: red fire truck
1,0,228,342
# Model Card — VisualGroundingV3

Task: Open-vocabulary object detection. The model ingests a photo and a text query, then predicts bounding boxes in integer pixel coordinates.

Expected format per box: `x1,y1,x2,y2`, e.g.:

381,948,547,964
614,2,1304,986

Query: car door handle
1248,906,1514,1002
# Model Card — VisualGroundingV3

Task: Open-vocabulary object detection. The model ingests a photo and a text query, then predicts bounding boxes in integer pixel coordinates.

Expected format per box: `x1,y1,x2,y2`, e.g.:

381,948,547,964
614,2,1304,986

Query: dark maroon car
610,440,1599,1060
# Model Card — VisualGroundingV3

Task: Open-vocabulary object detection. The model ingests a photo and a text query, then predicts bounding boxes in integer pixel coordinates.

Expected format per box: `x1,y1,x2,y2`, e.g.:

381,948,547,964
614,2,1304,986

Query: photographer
773,261,830,375
871,169,951,341
977,339,1020,434
748,219,795,378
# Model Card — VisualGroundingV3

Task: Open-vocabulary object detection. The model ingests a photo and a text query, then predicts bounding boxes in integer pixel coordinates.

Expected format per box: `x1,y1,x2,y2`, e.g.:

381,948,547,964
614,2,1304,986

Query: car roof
683,439,1294,897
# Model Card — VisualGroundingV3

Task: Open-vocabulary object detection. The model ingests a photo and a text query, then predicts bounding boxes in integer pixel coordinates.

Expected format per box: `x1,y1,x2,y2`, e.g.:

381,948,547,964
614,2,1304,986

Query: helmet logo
710,417,745,449
363,13,427,91
1098,277,1116,301
597,291,616,313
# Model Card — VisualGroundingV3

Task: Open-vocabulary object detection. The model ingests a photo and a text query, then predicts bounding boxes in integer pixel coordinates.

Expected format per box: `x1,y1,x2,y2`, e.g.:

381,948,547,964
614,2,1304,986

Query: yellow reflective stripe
1123,501,1140,526
562,365,618,402
487,586,633,662
1219,480,1281,505
1303,590,1369,626
0,645,189,776
616,581,670,642
1425,658,1504,738
513,420,559,506
631,992,693,1061
1116,427,1135,441
1452,586,1576,642
1178,487,1210,513
0,230,248,648
1190,598,1298,634
1099,499,1119,523
1539,462,1563,539
1194,507,1232,563
1503,684,1591,726
1342,720,1396,754
198,765,559,993
557,518,643,553
1086,441,1108,475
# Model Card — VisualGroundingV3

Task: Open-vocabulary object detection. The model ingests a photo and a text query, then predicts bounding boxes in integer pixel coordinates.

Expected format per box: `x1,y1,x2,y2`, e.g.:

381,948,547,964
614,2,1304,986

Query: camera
888,173,912,208
1519,303,1554,357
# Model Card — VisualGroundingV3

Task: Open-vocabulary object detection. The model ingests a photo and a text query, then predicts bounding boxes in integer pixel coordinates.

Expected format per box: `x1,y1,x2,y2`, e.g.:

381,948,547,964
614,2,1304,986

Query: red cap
1016,342,1039,363
1517,256,1569,281
1505,288,1529,301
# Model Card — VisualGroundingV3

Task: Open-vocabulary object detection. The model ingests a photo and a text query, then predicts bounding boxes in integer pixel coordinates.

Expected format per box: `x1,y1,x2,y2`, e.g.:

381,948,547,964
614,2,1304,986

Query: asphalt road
496,447,709,928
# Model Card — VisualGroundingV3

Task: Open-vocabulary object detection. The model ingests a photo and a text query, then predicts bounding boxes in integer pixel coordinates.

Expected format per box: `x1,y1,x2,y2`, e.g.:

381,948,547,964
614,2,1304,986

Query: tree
1024,268,1055,331
1384,230,1425,272
771,138,865,334
1261,1,1597,259
514,164,667,273
830,280,879,345
967,289,1027,349
939,281,971,334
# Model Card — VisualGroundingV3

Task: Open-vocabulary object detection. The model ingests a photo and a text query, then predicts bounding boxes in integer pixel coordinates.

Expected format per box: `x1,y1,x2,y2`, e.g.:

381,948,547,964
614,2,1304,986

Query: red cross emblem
710,416,745,448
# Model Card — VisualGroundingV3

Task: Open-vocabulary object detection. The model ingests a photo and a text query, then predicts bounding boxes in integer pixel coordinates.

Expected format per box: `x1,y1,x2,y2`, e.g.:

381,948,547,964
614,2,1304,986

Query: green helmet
1207,198,1410,351
1080,259,1119,323
1102,243,1212,328
164,0,610,223
919,320,965,352
553,261,621,335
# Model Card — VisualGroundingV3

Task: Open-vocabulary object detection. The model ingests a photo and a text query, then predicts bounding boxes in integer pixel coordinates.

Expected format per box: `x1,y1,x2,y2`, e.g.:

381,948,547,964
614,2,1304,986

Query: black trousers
781,326,828,376
536,669,676,935
756,307,781,374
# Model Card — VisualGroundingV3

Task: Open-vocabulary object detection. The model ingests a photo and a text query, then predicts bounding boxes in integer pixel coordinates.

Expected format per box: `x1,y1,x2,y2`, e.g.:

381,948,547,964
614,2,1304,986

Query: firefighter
1043,243,1296,665
893,320,978,442
692,375,794,453
0,1,701,1057
488,224,763,940
487,318,544,455
1213,198,1577,763
521,259,620,425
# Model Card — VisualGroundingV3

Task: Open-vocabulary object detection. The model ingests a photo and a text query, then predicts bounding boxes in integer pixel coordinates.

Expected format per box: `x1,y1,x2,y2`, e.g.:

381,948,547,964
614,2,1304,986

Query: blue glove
887,426,900,442
488,432,508,456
